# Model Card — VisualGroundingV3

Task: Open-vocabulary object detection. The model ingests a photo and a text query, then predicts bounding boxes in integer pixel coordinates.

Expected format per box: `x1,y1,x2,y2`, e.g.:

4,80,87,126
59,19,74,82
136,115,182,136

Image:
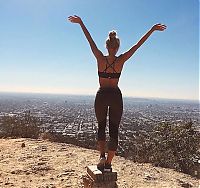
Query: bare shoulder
117,54,126,65
95,50,105,61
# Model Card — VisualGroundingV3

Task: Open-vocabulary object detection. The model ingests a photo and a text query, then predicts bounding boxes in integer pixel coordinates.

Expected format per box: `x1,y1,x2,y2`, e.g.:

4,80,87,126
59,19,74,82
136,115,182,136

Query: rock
177,179,193,188
21,143,25,148
144,173,156,180
38,162,46,165
10,169,23,174
26,171,31,175
83,166,118,188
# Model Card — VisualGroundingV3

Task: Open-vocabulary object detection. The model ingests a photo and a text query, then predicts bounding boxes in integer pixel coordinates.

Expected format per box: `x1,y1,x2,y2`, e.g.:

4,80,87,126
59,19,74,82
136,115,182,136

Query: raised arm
120,24,167,63
68,15,103,59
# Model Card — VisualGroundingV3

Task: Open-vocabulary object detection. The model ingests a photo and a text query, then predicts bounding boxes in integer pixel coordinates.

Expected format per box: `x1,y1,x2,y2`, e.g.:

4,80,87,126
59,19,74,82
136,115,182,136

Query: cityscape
0,92,199,156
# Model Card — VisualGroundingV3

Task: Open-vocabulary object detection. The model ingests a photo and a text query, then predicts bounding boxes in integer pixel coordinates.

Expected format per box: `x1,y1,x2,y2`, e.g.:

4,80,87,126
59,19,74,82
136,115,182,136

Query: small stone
21,143,25,148
177,179,193,188
38,162,46,165
11,171,15,174
26,171,30,175
144,173,156,180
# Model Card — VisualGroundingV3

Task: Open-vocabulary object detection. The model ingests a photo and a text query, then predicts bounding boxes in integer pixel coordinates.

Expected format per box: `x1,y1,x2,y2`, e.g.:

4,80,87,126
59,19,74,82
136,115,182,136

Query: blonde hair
106,30,120,49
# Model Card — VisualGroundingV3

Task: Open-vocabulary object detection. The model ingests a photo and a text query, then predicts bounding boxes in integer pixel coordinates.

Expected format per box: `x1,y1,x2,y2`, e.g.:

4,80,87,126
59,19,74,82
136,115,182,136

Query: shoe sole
104,168,112,172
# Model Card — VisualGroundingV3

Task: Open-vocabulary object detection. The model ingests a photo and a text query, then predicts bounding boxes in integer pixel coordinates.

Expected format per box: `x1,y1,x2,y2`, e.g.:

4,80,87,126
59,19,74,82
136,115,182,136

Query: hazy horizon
0,91,199,103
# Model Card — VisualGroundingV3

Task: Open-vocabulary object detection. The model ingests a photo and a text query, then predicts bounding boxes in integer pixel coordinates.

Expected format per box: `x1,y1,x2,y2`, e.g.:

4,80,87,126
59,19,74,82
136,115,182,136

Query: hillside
0,138,199,188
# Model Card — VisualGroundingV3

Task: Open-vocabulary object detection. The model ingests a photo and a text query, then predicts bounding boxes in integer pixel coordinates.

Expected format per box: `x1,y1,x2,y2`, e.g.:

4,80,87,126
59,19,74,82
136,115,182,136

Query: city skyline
0,0,199,100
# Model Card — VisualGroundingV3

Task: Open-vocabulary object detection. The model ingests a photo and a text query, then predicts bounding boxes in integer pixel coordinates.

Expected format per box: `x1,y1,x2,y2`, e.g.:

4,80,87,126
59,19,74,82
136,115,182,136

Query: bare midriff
99,77,119,88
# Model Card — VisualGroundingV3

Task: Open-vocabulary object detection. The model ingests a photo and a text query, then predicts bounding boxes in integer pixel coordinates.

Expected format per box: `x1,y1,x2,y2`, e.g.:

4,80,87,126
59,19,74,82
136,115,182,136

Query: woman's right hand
152,23,167,31
68,15,82,24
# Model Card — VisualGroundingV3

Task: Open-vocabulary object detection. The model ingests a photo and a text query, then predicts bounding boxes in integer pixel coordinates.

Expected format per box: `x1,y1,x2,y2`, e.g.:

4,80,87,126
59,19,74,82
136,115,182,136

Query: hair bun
106,30,120,49
109,31,117,39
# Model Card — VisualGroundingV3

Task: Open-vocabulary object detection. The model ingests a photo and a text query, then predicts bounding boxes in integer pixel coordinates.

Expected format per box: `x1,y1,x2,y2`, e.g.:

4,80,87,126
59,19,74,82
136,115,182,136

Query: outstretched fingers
68,15,81,23
154,23,167,31
68,15,75,22
159,24,167,30
160,24,167,30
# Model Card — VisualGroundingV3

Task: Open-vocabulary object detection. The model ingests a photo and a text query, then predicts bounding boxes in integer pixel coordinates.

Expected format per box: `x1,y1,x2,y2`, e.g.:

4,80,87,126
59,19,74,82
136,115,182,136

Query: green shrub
125,121,200,177
149,122,200,174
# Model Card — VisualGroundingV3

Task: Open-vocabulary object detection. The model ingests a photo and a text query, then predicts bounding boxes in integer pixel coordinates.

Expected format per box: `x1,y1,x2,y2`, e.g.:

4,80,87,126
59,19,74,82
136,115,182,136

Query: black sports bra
98,57,121,79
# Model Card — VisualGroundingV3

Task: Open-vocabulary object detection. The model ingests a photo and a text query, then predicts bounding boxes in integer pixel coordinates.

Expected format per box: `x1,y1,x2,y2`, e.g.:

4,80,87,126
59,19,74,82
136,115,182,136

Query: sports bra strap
103,57,117,73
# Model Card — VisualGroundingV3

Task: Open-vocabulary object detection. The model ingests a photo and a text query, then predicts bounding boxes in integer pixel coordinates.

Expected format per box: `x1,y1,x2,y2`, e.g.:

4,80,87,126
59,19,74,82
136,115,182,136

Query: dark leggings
94,87,123,151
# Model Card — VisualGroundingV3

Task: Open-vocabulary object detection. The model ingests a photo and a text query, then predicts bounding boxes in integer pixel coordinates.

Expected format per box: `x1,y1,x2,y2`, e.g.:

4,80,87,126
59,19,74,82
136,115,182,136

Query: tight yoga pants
94,87,123,151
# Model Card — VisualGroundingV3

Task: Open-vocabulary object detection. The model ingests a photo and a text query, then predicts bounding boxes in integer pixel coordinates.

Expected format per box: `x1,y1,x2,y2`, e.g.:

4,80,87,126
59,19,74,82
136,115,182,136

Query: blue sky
0,0,199,100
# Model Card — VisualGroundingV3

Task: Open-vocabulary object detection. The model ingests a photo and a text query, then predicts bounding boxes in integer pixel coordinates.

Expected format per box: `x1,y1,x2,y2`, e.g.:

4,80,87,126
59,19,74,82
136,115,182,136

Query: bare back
97,55,124,88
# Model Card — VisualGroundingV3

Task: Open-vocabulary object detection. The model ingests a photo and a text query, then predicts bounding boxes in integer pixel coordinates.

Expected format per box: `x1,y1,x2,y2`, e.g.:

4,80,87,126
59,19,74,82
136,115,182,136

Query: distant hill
0,138,198,188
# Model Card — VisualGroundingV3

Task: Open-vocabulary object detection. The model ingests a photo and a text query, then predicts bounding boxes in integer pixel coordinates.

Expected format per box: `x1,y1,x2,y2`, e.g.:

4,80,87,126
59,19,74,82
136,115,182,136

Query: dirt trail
0,138,199,188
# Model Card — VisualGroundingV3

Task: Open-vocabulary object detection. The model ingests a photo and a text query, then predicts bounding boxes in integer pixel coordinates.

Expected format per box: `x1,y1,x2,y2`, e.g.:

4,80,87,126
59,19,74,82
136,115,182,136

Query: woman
68,15,166,172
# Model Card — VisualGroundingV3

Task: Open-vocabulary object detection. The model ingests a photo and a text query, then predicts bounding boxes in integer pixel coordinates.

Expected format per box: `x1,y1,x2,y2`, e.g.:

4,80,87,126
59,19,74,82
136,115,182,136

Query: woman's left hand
68,15,82,24
152,24,167,31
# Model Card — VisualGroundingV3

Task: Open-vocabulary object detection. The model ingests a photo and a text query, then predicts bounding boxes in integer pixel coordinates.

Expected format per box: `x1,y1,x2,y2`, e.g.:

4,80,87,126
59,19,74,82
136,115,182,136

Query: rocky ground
0,138,199,188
